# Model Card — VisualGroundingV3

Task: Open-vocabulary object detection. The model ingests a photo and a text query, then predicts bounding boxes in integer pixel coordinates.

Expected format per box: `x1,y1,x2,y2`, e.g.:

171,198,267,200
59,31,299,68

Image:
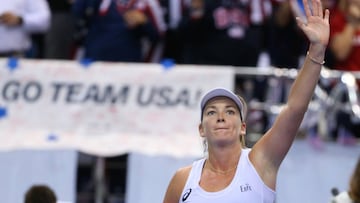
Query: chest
199,171,235,192
181,180,262,203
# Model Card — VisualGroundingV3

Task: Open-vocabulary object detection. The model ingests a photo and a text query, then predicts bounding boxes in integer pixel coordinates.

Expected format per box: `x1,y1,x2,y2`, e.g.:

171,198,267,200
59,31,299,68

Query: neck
206,160,238,175
205,143,242,174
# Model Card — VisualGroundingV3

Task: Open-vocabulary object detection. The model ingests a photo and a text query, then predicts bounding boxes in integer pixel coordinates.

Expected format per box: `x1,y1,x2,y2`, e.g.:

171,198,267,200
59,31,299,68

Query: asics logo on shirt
240,183,252,192
182,188,192,202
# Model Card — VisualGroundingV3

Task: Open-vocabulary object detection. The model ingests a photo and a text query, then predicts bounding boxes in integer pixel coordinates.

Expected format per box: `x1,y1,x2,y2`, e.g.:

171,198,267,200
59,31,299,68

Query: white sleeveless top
331,191,354,203
179,148,275,203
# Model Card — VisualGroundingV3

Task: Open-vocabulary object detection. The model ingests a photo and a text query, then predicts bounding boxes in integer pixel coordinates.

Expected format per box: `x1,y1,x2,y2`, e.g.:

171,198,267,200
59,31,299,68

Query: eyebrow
205,105,237,110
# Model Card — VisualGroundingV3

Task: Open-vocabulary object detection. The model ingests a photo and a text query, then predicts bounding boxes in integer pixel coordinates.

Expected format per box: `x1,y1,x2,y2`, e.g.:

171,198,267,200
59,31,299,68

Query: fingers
303,0,312,18
312,0,319,16
303,0,327,17
317,0,324,18
295,16,306,30
324,9,330,22
311,0,324,18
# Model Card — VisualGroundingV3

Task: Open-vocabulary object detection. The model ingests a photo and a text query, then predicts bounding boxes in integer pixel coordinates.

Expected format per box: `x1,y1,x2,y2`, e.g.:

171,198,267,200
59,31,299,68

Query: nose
217,113,225,123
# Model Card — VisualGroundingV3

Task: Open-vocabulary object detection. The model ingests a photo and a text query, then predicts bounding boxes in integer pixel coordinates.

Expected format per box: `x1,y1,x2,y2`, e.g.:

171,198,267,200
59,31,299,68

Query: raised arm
250,0,330,189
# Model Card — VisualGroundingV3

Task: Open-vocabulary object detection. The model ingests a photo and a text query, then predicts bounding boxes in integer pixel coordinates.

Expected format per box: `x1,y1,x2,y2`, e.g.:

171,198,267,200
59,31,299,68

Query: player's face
199,97,244,145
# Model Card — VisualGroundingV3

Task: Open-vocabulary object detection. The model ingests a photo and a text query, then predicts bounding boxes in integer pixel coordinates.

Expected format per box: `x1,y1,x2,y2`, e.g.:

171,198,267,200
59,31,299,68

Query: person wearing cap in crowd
72,0,165,62
163,0,330,202
0,0,50,58
331,157,360,203
24,184,57,203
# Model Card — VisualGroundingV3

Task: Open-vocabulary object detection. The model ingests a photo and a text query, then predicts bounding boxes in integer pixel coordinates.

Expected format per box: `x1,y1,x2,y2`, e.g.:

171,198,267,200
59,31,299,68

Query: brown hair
237,95,247,122
349,157,360,202
237,95,247,148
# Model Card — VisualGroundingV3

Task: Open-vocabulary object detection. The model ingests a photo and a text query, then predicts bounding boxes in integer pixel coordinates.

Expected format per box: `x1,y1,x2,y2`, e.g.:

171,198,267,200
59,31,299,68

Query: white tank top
179,148,275,203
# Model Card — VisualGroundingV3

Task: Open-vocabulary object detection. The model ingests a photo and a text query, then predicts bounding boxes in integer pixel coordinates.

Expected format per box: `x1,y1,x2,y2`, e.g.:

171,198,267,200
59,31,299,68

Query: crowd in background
1,0,359,142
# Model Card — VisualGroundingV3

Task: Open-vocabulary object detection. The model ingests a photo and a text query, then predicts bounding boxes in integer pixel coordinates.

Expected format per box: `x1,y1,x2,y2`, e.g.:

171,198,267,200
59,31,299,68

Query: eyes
206,109,236,116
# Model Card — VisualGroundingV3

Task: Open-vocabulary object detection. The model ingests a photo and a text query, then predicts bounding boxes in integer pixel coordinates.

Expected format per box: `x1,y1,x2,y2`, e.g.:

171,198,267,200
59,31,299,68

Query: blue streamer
7,57,19,71
161,58,175,70
297,0,305,15
47,133,58,142
80,58,93,68
0,107,7,119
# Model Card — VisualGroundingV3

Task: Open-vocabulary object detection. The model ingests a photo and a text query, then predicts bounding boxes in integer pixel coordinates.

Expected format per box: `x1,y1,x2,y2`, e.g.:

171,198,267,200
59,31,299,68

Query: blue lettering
82,84,129,104
137,86,153,106
137,86,202,107
66,83,82,103
82,84,100,102
23,81,42,102
174,89,191,106
156,87,172,106
52,82,66,102
2,80,20,102
52,82,130,104
1,80,42,102
110,85,129,104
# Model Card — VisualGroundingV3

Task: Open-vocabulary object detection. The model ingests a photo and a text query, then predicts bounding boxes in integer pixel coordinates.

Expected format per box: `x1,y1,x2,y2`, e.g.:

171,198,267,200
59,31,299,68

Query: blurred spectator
72,0,165,62
159,0,184,63
321,0,338,68
178,0,271,67
44,0,76,59
327,0,360,142
267,0,307,69
329,0,360,72
24,184,57,203
261,0,307,107
0,0,50,58
331,157,360,203
177,0,272,102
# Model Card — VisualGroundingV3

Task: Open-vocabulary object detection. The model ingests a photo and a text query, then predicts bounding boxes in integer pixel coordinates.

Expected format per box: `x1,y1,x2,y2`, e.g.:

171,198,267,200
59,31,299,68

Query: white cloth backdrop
0,59,234,157
0,149,77,203
126,140,360,203
0,58,234,203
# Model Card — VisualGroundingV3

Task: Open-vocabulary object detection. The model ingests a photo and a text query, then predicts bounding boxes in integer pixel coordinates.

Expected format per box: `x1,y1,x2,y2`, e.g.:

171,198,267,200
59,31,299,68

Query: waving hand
296,0,330,47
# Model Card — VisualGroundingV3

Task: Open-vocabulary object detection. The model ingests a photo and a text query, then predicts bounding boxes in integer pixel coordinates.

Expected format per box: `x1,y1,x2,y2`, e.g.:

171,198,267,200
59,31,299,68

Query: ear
240,122,246,135
199,123,205,137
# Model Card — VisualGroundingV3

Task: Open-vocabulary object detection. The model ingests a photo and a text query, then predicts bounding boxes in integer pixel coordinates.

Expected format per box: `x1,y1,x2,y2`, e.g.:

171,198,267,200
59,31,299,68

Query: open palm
296,0,330,47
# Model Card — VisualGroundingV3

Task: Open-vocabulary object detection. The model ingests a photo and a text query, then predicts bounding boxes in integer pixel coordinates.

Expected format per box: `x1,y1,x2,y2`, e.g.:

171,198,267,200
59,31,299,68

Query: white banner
0,59,234,157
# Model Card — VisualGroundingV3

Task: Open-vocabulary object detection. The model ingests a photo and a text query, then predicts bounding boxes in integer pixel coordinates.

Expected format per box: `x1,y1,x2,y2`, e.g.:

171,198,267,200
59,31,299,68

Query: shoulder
163,165,192,203
173,165,192,183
